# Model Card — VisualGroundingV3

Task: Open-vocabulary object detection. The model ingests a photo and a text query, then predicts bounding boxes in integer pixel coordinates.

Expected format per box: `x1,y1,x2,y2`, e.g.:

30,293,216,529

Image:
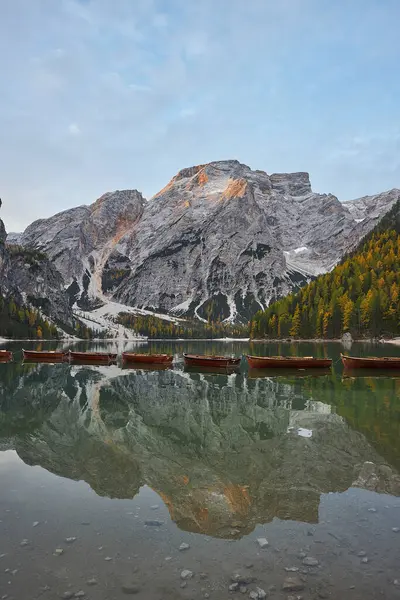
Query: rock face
20,190,145,309
17,161,400,322
0,217,73,329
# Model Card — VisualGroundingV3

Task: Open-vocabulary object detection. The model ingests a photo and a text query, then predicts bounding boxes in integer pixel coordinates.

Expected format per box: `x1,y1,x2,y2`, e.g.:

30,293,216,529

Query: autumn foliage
250,200,400,340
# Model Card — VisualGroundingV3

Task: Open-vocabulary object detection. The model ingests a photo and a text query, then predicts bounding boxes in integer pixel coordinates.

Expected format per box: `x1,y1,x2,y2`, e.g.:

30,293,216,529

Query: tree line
117,313,249,339
250,200,400,340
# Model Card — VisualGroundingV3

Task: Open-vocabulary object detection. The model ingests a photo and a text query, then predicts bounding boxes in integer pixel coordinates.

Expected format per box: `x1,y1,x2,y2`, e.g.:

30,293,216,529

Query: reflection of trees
303,373,400,471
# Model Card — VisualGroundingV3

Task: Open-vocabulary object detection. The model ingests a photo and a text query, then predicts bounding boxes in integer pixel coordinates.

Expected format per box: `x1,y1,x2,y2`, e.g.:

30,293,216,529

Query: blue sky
1,0,400,231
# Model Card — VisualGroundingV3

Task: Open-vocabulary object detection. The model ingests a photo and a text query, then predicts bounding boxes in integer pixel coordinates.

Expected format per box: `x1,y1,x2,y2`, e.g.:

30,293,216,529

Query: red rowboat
0,350,13,361
246,355,332,369
341,353,400,369
23,349,67,361
183,353,241,368
122,352,173,365
69,351,117,364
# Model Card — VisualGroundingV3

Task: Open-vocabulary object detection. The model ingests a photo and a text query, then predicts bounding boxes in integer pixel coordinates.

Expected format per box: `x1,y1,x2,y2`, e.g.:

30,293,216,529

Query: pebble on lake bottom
179,542,190,551
86,578,98,586
392,527,400,533
54,549,64,556
65,537,77,543
302,556,319,566
256,537,269,549
181,569,193,580
282,576,305,592
121,584,141,594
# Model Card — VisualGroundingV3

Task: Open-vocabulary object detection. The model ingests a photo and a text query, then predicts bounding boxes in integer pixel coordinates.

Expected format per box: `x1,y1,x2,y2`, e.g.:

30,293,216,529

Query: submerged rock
181,570,193,580
282,576,305,592
179,542,190,551
121,584,141,594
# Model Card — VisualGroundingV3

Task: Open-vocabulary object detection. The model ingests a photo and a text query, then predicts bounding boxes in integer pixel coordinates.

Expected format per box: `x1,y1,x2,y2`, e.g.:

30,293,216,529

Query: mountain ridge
11,160,400,323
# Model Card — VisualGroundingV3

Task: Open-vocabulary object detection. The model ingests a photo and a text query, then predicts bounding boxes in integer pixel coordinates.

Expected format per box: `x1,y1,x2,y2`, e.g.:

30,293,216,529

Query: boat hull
122,353,173,365
183,353,241,368
23,350,67,361
0,350,13,362
69,351,117,364
246,355,332,369
341,353,400,369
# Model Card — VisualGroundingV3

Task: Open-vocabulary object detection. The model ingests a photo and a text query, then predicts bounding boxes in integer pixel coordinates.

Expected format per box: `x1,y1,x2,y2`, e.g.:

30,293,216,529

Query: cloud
68,123,81,136
0,0,400,231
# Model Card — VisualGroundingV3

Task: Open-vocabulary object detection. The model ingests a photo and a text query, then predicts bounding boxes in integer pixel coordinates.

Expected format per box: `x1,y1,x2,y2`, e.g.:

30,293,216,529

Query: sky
1,0,400,232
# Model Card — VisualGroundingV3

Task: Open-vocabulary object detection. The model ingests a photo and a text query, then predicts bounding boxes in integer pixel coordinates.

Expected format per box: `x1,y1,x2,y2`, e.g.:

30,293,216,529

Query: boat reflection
248,367,332,379
122,363,173,372
342,368,400,379
184,364,240,375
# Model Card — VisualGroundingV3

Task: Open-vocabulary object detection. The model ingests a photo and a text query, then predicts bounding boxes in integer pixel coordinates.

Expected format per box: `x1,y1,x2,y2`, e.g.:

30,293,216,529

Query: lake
0,340,400,600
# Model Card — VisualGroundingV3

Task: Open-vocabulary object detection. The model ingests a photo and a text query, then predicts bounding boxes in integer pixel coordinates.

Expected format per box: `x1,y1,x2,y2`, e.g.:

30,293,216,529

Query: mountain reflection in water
0,360,399,539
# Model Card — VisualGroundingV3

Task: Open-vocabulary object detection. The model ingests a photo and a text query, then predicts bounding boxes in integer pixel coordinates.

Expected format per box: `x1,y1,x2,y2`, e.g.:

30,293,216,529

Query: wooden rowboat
183,353,241,368
246,355,332,369
341,353,400,369
69,351,117,364
122,352,173,365
23,349,67,361
0,350,13,362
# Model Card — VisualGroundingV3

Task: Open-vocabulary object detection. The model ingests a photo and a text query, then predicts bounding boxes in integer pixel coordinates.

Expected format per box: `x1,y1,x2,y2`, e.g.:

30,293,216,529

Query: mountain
16,160,400,322
19,189,145,310
250,199,400,339
0,213,74,336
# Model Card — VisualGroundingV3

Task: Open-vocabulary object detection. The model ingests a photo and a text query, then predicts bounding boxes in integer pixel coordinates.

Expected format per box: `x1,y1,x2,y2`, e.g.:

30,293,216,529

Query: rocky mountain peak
270,172,312,196
14,161,400,323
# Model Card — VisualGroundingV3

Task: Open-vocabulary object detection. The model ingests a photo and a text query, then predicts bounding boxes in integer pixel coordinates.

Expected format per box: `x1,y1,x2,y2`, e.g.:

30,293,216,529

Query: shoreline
0,336,399,345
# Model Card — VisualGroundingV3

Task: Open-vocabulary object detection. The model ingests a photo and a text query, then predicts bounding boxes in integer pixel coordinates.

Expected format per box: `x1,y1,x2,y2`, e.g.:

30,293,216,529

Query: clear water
1,340,400,600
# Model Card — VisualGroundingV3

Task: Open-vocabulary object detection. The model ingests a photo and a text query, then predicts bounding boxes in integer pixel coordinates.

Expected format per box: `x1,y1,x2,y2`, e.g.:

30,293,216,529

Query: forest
0,294,59,339
250,200,400,340
117,312,249,339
